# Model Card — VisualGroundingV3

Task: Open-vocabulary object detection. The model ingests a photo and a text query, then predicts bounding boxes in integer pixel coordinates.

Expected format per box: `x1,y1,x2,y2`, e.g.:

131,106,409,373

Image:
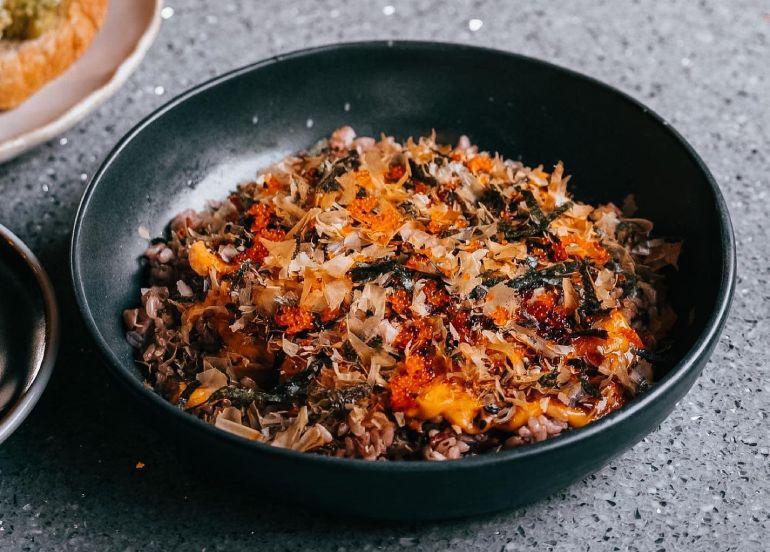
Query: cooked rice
123,127,680,460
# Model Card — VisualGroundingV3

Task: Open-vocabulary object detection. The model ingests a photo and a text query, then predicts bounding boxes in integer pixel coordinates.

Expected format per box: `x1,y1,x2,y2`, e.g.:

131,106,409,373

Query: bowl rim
0,224,60,445
70,40,736,473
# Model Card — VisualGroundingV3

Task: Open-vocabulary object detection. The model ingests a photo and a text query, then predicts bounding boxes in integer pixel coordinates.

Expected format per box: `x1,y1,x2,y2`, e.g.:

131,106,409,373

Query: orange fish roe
519,290,571,337
550,239,569,261
260,228,286,242
248,203,274,233
264,175,283,195
234,241,268,265
352,170,375,188
405,253,431,271
389,355,434,411
348,196,378,220
319,308,341,324
369,207,403,234
422,280,450,310
449,310,475,344
393,318,434,351
274,305,314,335
466,155,494,174
490,306,510,326
348,196,403,237
233,227,285,265
389,289,411,315
560,235,611,265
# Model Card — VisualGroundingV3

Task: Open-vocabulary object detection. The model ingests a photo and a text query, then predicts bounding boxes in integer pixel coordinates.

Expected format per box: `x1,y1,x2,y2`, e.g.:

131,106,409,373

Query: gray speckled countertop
0,1,768,550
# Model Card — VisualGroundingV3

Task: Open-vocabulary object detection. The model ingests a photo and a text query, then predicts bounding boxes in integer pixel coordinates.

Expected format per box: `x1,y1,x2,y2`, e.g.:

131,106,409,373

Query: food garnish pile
124,127,681,460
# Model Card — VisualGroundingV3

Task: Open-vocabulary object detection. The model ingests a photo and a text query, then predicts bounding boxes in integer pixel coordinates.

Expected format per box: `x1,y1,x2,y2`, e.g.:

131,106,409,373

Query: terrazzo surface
0,1,768,550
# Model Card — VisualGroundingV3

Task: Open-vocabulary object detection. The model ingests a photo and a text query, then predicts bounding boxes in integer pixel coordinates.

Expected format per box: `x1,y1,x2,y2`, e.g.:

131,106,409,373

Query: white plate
0,0,162,164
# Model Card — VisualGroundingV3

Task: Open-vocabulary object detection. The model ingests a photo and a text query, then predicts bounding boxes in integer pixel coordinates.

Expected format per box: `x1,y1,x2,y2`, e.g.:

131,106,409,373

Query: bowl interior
0,236,46,416
73,41,729,436
0,226,57,443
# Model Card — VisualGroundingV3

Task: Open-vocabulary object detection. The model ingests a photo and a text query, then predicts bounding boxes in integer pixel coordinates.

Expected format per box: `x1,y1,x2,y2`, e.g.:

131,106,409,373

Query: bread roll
0,0,108,110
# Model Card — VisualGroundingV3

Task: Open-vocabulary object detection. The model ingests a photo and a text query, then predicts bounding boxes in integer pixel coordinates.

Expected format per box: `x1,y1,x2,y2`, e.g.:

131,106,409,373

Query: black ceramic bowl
0,224,59,444
71,41,735,519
